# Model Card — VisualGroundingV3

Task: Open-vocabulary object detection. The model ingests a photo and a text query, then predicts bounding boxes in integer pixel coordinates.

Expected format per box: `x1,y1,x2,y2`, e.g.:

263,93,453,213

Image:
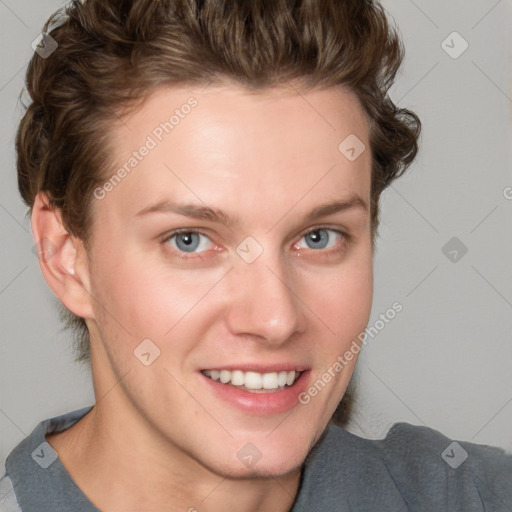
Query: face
84,82,373,478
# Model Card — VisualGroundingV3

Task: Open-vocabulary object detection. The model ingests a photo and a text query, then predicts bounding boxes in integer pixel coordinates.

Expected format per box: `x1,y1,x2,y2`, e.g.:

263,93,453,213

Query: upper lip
201,364,310,373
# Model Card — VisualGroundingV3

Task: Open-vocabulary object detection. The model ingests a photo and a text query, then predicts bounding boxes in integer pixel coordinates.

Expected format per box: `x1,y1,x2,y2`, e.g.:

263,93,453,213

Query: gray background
1,0,511,470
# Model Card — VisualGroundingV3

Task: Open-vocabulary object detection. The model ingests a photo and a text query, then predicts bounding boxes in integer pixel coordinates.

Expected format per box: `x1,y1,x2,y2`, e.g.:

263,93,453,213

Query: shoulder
1,406,95,512
377,422,512,510
293,421,512,512
0,468,22,512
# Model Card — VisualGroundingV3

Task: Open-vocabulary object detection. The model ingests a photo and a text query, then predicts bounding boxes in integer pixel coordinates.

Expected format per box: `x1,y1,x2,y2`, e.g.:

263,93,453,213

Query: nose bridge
225,245,304,344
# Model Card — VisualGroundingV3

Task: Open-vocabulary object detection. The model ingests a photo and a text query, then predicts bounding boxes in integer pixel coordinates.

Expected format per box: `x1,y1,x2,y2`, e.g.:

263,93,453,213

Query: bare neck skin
46,398,303,512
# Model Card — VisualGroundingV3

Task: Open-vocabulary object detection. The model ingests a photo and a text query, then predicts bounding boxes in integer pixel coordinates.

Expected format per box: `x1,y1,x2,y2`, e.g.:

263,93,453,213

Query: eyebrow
135,194,369,227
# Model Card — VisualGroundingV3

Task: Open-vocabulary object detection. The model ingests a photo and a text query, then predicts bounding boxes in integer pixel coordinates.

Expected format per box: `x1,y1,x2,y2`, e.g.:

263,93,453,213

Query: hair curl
16,0,420,422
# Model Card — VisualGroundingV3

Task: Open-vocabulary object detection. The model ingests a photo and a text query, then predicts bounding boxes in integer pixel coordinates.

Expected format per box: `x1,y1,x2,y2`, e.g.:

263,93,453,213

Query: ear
31,191,94,320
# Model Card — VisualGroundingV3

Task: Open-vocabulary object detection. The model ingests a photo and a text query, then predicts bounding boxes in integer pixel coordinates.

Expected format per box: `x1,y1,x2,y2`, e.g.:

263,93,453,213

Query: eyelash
160,226,351,261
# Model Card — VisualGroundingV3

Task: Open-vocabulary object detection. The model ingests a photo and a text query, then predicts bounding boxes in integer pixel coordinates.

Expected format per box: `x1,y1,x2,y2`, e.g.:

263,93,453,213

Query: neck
46,400,303,512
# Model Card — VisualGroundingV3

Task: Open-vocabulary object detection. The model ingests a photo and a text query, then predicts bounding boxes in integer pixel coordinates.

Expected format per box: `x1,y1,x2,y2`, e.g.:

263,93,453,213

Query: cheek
308,254,373,342
87,239,168,348
89,229,372,361
299,262,372,422
89,244,225,356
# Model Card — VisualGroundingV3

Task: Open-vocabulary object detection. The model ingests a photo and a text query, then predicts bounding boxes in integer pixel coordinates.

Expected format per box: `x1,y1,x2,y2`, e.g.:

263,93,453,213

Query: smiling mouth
201,369,303,393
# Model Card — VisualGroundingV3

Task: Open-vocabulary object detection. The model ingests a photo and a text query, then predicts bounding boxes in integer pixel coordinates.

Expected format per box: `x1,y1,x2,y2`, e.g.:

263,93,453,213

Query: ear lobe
31,191,94,320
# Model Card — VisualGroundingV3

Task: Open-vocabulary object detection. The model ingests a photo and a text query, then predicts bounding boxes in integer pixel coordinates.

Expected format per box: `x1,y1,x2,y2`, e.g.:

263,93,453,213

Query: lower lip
200,371,311,415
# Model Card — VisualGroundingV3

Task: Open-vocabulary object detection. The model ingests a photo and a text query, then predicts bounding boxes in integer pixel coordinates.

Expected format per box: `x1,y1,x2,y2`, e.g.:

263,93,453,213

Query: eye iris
176,233,200,252
306,229,329,249
171,230,335,254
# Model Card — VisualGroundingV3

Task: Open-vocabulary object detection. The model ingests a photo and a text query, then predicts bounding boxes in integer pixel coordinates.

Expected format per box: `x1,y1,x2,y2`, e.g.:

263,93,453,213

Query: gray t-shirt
1,405,511,511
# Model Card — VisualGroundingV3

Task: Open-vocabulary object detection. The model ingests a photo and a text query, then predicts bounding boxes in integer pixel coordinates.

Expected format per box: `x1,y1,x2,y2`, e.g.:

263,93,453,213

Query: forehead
95,82,371,227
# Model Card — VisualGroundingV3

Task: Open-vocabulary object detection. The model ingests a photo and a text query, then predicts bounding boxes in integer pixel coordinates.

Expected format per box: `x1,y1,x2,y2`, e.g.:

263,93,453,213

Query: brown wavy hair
16,0,420,418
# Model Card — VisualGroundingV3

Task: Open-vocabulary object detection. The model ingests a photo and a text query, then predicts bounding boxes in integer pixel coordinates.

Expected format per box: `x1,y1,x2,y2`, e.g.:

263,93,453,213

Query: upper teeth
202,369,299,390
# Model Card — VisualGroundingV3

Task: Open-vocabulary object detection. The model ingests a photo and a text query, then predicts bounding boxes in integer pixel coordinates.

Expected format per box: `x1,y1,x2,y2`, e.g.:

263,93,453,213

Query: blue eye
165,231,213,253
297,228,344,251
161,226,347,260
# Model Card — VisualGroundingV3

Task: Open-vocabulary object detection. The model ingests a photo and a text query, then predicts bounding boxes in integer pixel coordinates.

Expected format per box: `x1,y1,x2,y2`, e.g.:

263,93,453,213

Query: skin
34,82,374,512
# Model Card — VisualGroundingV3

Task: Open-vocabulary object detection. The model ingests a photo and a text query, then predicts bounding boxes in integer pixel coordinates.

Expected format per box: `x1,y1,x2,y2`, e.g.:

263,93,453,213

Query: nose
224,250,306,346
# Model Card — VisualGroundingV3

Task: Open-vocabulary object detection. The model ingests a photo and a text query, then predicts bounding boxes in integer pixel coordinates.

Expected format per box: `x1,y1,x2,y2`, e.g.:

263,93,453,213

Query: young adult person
2,0,510,511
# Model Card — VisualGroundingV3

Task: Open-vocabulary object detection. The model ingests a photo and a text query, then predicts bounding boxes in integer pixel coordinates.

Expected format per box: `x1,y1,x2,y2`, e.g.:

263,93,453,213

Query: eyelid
160,225,350,258
300,225,350,240
294,225,350,250
160,228,215,249
159,228,217,261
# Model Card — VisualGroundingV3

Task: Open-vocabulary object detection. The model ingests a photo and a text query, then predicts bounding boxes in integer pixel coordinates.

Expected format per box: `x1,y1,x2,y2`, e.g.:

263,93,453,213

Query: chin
208,431,314,480
214,453,307,481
